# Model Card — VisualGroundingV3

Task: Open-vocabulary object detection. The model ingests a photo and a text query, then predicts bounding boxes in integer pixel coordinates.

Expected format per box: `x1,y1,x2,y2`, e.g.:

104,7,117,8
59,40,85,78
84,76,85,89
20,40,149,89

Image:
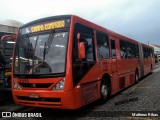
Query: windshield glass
14,31,68,75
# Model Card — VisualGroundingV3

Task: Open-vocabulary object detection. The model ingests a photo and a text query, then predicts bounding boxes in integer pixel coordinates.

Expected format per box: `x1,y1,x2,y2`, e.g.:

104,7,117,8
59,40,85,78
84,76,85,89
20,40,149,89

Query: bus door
72,24,99,106
95,31,110,75
110,37,119,93
139,43,144,78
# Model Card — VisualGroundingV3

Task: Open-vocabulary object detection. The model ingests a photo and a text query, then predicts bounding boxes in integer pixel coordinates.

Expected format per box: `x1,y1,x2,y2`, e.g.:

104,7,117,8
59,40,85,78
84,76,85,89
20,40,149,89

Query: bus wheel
135,70,139,84
99,79,110,103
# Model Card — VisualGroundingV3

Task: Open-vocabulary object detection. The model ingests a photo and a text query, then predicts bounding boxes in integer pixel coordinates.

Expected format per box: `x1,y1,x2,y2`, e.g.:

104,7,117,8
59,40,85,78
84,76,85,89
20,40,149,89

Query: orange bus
0,34,16,90
12,15,154,109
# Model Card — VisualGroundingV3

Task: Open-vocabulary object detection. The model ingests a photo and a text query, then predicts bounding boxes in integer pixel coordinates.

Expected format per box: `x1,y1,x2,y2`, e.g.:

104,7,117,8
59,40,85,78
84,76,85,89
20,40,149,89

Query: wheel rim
101,85,108,98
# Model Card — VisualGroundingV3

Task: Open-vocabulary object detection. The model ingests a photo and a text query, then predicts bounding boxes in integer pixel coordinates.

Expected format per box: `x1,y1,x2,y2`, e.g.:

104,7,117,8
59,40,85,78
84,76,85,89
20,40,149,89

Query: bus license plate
29,94,39,98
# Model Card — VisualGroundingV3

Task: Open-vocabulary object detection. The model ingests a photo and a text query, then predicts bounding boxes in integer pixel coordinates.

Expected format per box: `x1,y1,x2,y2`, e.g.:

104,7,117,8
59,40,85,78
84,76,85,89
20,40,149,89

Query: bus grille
18,83,52,88
17,96,61,102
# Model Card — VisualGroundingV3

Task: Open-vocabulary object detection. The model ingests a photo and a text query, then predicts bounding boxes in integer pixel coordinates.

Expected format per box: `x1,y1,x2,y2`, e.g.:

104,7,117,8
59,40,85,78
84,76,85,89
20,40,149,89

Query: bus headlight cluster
52,78,65,90
14,82,22,90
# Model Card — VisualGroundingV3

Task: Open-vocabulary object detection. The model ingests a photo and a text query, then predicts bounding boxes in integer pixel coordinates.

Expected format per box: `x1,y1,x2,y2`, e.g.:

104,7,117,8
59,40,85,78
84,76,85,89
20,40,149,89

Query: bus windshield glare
14,31,68,75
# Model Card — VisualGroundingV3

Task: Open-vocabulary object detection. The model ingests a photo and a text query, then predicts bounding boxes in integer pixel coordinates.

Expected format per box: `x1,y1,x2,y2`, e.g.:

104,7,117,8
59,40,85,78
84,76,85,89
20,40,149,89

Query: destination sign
20,19,70,34
31,20,65,32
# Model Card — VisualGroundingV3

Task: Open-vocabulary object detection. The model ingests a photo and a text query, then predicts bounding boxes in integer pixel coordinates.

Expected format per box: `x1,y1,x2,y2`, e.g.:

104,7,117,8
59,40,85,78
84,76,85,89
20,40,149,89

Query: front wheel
99,79,110,103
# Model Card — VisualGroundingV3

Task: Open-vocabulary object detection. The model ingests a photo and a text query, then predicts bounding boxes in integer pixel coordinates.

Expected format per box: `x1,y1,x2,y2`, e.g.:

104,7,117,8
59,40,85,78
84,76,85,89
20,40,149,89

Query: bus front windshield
14,31,68,75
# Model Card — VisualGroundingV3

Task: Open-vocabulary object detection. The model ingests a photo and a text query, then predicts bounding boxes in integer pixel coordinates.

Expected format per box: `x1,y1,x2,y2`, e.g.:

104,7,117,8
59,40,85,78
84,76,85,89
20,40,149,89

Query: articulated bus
12,15,154,109
0,34,16,100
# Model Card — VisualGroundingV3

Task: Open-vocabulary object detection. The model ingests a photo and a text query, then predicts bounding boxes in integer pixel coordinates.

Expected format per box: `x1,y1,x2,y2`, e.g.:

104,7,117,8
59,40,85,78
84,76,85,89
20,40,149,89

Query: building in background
0,19,23,51
150,44,160,63
0,24,18,38
0,20,22,98
0,19,23,38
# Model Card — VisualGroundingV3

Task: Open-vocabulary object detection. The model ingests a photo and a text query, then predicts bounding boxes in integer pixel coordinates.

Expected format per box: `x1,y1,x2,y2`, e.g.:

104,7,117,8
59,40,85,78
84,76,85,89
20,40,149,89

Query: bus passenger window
111,40,116,58
126,42,132,58
73,33,95,62
73,23,95,62
135,44,139,58
96,32,109,59
84,37,94,61
120,40,127,58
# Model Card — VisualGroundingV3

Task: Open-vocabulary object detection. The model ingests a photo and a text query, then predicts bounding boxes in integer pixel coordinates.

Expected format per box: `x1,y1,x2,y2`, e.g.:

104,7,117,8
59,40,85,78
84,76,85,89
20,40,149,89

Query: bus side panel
143,59,151,76
109,36,119,95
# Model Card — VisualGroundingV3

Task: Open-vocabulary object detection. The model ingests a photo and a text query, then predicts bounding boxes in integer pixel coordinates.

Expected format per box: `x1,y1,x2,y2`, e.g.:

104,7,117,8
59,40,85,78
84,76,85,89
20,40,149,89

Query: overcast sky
0,0,160,45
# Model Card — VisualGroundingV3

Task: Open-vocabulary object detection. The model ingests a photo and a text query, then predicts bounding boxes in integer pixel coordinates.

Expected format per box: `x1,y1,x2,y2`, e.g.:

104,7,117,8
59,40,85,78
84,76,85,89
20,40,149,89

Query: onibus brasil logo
2,112,42,118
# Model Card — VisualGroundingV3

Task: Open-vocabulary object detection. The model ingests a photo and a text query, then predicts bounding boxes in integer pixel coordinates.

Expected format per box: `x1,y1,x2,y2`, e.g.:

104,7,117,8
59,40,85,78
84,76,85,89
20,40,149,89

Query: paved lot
0,64,160,120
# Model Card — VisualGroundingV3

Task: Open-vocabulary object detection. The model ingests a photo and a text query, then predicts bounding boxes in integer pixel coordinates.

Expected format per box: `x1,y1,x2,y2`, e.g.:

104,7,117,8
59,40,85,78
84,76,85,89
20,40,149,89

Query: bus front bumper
12,89,77,109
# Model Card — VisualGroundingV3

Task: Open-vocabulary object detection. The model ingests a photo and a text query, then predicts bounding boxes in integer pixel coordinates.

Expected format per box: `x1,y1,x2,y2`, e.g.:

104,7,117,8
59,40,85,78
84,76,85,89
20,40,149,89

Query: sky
0,0,160,45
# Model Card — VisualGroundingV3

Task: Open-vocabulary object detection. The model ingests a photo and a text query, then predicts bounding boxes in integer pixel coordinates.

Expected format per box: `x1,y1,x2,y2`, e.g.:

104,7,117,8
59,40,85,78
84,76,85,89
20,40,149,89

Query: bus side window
135,44,139,58
73,23,95,62
85,37,94,61
126,42,132,58
96,31,109,59
120,40,127,58
111,40,116,58
143,46,147,58
80,35,95,61
131,43,136,58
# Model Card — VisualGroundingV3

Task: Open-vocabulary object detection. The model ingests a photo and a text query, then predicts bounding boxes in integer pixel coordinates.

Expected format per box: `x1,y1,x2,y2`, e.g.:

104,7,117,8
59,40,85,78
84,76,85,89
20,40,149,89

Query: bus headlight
52,78,65,90
14,82,22,90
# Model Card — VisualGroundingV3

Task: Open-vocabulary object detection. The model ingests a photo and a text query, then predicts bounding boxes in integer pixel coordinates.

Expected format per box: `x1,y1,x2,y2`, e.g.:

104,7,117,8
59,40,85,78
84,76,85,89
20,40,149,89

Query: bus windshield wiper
31,42,47,71
45,30,55,54
30,31,55,72
43,42,47,62
42,30,55,62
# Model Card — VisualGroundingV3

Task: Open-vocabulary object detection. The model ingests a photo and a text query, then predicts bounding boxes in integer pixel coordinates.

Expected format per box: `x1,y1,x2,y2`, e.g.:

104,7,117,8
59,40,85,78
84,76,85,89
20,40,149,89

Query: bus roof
20,15,152,48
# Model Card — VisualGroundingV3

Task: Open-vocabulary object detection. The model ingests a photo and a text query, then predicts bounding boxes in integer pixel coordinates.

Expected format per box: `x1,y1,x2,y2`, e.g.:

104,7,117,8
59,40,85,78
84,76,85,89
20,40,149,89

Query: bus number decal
19,78,29,83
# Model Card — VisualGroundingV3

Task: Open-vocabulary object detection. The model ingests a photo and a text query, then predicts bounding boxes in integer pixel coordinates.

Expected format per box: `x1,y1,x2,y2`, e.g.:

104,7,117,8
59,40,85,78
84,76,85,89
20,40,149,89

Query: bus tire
99,79,110,103
135,70,139,84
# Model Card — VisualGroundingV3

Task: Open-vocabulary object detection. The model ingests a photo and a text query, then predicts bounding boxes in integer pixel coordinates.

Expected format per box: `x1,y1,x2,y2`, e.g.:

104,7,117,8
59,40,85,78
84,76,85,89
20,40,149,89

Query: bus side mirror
77,33,86,60
78,42,86,60
77,33,80,40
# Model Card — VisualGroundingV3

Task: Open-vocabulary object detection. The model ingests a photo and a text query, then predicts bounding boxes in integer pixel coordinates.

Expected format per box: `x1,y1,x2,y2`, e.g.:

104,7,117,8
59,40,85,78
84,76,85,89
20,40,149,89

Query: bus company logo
19,78,29,83
26,28,30,33
2,112,11,117
31,83,36,88
2,112,42,118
